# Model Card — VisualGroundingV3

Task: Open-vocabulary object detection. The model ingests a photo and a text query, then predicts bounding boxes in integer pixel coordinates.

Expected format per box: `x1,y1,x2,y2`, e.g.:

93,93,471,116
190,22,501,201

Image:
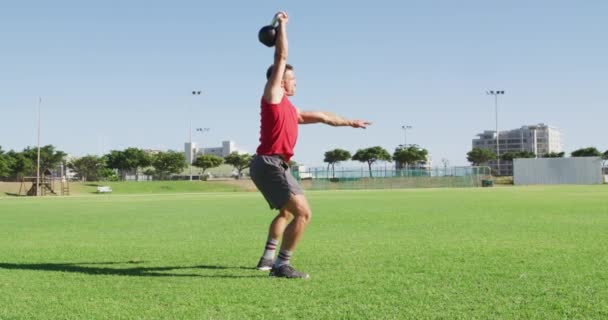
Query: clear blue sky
1,0,606,167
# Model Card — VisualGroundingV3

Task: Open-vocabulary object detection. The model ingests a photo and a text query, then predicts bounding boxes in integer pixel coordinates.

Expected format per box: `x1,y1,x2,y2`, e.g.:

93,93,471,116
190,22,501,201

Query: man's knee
284,194,312,223
277,209,293,220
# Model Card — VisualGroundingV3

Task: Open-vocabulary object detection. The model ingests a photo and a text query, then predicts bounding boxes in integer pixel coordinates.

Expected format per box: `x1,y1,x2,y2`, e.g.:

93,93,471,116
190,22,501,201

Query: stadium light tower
401,125,412,148
36,97,42,197
486,90,505,175
189,90,204,181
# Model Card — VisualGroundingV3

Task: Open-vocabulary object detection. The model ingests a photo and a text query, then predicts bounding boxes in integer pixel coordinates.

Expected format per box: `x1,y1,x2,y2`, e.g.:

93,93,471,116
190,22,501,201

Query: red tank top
256,94,299,162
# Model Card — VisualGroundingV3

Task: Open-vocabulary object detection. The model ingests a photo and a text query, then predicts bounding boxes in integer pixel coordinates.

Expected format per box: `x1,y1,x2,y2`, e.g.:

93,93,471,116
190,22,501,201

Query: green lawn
0,186,607,319
0,180,250,197
68,180,249,194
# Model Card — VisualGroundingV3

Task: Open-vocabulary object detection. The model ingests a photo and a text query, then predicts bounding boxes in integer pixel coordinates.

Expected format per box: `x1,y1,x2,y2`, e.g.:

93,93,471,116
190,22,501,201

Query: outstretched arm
263,11,289,104
298,110,372,129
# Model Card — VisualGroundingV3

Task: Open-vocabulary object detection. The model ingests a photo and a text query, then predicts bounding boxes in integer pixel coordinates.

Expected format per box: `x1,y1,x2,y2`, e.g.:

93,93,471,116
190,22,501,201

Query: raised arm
298,110,372,129
263,12,289,104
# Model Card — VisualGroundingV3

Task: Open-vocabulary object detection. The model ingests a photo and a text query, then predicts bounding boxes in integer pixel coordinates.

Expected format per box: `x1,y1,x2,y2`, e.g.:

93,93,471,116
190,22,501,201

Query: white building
184,140,245,163
184,142,199,164
473,123,563,175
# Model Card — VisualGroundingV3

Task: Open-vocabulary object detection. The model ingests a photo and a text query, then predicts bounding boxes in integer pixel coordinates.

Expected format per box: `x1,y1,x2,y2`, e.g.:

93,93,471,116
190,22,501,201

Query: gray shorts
250,155,304,210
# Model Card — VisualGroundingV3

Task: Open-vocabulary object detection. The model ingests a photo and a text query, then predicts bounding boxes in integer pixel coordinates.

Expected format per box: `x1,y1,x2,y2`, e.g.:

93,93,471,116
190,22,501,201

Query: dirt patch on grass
0,182,25,197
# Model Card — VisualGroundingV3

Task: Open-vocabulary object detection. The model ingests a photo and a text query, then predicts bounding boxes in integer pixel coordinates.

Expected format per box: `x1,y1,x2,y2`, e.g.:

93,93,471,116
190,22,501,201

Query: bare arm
298,110,372,129
263,12,288,104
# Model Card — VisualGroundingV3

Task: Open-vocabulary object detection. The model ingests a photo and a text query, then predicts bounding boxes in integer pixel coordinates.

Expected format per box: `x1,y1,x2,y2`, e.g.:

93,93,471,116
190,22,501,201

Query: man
250,11,371,279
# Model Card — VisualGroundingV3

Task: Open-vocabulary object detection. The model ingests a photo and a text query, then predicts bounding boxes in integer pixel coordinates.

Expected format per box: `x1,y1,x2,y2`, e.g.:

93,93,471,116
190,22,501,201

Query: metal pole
401,125,412,147
495,94,500,176
36,97,42,197
190,90,202,181
521,128,524,152
487,90,504,176
189,119,193,181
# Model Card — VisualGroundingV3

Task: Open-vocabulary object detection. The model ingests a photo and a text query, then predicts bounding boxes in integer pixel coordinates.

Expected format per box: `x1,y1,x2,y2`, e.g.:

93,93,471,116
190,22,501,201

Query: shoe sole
256,266,272,271
269,273,310,279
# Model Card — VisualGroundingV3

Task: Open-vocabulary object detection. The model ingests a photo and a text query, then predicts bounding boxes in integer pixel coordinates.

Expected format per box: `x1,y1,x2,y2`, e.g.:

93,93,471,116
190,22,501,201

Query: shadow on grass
0,261,261,279
4,193,23,197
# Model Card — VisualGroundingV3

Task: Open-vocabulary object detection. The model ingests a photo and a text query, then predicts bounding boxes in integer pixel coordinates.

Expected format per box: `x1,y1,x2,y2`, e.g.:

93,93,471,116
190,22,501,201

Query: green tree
152,151,187,180
105,148,151,180
542,152,565,158
224,152,252,179
393,146,428,169
467,148,497,166
105,150,130,180
0,147,10,178
98,167,119,181
500,151,535,161
124,148,152,181
5,150,34,179
323,149,352,178
21,145,66,173
352,146,392,178
571,147,602,157
68,155,105,182
192,154,224,176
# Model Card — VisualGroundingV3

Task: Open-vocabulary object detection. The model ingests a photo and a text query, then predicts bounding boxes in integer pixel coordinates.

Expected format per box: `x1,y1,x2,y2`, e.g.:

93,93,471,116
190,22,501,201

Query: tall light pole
441,158,449,176
486,90,505,175
36,97,42,197
401,125,412,148
188,90,203,181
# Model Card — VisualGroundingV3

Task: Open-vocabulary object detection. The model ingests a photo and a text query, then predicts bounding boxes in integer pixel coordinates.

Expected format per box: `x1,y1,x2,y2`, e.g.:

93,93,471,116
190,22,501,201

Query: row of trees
0,145,253,182
323,145,429,177
3,143,605,182
71,150,253,182
193,153,252,178
466,147,608,166
0,145,66,180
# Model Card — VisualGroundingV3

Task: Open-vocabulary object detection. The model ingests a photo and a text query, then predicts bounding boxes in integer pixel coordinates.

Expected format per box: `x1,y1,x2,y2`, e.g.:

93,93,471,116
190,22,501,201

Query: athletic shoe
269,264,310,279
256,257,274,271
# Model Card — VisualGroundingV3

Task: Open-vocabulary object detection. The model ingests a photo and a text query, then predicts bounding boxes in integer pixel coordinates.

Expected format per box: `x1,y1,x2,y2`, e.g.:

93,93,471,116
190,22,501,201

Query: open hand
351,120,372,129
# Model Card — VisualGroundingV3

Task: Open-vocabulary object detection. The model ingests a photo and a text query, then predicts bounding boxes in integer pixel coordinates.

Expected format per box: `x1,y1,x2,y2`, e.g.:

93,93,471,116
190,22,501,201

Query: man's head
266,64,296,96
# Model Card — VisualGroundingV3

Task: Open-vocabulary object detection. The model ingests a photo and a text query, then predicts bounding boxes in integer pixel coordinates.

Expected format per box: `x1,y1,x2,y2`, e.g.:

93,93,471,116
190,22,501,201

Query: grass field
1,185,607,319
0,180,254,197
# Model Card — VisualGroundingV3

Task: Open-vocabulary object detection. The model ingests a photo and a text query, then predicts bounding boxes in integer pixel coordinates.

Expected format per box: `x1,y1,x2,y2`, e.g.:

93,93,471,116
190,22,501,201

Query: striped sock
262,238,279,260
274,249,292,267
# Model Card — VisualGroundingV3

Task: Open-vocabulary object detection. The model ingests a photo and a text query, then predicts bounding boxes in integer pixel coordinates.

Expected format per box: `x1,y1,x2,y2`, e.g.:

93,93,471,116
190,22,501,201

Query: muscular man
250,11,371,279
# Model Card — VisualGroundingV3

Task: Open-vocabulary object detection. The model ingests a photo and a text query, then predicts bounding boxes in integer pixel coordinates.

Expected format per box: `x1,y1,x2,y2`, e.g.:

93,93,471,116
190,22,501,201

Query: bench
97,186,112,193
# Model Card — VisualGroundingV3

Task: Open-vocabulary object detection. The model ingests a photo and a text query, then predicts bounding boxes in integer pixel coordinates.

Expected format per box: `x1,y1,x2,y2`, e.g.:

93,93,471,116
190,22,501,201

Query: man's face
282,70,297,96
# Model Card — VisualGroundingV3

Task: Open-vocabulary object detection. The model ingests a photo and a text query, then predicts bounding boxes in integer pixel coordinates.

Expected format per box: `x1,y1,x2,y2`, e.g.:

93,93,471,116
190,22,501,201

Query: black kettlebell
258,16,279,47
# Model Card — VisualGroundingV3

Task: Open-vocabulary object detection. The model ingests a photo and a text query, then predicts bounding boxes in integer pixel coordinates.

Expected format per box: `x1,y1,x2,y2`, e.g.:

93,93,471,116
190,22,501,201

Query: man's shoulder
262,92,286,106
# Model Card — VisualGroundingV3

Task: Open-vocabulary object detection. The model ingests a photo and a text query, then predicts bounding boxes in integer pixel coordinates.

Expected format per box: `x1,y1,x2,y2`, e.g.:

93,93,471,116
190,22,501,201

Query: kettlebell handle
270,12,283,27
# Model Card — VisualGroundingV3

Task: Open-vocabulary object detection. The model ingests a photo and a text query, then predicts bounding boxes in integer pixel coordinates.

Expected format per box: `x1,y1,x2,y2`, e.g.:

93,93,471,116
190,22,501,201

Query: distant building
201,141,240,158
142,149,163,156
184,142,198,164
184,140,245,163
473,123,563,175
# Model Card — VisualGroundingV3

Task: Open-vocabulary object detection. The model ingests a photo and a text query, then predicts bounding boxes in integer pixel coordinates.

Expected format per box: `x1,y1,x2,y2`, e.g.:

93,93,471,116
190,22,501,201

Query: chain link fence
292,166,492,190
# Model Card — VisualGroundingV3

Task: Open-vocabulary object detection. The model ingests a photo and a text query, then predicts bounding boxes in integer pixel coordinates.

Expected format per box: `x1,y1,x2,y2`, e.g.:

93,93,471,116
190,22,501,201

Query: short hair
266,64,294,80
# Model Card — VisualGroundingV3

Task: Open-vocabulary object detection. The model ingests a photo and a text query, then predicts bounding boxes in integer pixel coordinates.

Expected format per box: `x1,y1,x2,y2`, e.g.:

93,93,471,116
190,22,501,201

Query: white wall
514,157,603,185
